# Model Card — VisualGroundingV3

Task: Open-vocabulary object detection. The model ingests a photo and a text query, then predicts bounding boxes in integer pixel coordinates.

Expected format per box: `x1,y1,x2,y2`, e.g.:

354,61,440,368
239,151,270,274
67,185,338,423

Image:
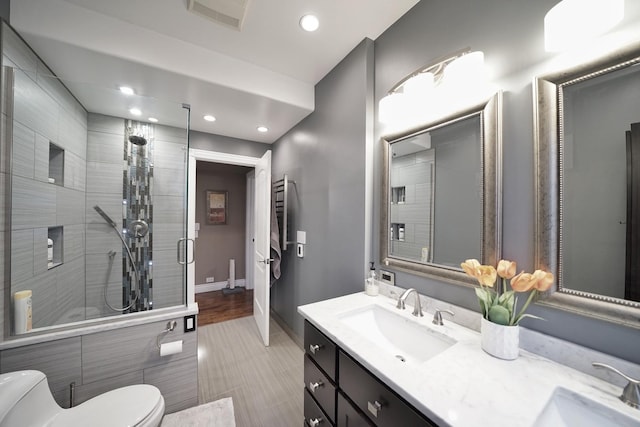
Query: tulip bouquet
460,259,554,326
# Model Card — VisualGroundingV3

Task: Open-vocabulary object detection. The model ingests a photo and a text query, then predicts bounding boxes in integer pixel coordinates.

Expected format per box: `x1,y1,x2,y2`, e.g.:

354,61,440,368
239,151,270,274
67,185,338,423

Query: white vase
480,317,519,360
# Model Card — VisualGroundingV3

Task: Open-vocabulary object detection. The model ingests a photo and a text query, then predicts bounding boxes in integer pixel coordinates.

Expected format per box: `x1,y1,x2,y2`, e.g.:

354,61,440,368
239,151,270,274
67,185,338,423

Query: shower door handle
177,238,195,265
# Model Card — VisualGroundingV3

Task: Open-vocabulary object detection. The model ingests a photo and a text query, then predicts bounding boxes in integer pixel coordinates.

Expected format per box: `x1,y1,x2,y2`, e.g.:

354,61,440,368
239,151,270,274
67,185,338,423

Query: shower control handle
308,417,323,426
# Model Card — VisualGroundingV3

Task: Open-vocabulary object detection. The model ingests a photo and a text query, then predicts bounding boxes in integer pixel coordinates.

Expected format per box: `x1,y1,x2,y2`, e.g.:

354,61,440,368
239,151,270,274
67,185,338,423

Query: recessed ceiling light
129,108,142,116
203,115,216,122
257,126,268,133
148,117,158,123
300,14,319,32
119,86,135,95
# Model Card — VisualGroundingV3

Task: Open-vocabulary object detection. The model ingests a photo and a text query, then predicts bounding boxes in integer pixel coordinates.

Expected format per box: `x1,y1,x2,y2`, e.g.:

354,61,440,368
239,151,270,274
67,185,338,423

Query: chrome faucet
592,362,640,409
396,288,423,317
432,309,454,325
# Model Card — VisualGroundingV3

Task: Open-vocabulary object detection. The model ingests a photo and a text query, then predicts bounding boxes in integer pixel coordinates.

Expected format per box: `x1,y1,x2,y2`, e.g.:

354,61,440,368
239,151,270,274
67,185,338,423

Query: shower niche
47,227,63,269
48,142,64,186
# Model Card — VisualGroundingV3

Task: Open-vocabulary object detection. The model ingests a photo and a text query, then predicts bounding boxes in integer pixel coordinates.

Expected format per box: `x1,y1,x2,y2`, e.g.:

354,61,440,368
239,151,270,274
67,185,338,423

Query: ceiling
10,0,419,143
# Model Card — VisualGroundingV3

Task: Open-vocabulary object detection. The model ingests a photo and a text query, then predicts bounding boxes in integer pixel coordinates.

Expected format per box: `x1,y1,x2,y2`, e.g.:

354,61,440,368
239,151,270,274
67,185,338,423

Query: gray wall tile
58,108,87,160
64,150,87,192
154,140,186,170
11,175,56,229
82,318,197,384
12,268,58,329
87,113,124,135
154,168,185,196
152,274,184,309
87,130,124,164
54,259,86,325
85,223,122,255
11,229,33,283
33,227,48,276
0,337,82,407
154,124,188,145
13,69,59,143
2,26,38,73
56,186,85,225
86,161,122,194
75,370,143,405
153,196,184,224
63,224,85,263
34,132,50,183
153,224,183,252
144,356,198,413
11,120,35,179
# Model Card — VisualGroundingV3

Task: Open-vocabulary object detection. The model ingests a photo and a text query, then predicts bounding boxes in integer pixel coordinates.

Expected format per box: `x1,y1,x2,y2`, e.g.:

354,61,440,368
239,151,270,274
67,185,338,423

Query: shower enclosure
2,23,190,335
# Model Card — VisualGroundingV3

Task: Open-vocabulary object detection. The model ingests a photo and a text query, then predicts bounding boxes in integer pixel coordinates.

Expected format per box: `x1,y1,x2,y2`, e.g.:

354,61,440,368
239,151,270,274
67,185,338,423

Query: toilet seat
51,384,165,427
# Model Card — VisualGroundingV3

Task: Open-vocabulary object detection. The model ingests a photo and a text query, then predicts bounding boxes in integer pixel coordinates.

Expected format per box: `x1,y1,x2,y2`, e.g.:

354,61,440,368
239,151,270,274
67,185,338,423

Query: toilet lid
51,384,163,427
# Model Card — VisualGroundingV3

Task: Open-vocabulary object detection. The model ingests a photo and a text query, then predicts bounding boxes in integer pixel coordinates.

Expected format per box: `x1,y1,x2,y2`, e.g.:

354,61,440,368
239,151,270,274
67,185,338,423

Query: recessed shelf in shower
47,226,63,269
48,142,64,186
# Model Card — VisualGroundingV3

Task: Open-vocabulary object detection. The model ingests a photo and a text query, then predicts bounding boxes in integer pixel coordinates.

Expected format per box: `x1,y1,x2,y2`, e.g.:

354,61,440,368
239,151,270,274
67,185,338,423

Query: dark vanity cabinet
303,320,436,427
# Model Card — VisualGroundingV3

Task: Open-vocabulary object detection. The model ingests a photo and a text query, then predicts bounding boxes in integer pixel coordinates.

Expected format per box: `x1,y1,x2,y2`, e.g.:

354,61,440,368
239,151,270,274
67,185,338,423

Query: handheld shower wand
93,205,140,312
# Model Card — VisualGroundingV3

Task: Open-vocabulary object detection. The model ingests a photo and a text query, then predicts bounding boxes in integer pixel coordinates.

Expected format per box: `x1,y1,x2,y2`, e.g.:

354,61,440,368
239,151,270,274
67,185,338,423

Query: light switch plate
184,315,196,332
297,243,304,258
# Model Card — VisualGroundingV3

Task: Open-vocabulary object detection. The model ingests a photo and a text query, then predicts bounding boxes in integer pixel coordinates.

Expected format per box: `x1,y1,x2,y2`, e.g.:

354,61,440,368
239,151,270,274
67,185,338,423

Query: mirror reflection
389,114,482,267
381,92,502,286
534,43,640,325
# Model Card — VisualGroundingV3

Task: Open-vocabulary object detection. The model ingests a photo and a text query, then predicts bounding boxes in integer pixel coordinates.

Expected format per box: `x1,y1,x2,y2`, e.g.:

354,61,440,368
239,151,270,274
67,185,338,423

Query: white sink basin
533,387,639,427
338,304,456,364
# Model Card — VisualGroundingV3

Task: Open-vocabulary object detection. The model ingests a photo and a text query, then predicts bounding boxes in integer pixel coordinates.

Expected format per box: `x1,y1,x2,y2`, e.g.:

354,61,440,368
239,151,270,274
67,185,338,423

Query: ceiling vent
187,0,250,31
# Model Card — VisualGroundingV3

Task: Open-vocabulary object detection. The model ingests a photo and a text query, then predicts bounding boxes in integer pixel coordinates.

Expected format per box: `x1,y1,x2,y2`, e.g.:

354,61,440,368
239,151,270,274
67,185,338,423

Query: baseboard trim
270,308,302,349
195,279,249,294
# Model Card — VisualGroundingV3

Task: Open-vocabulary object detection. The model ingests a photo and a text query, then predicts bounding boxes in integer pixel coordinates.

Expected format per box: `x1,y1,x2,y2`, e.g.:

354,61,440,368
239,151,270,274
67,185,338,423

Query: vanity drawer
305,388,334,427
338,351,435,427
337,391,374,427
305,354,336,423
305,320,337,380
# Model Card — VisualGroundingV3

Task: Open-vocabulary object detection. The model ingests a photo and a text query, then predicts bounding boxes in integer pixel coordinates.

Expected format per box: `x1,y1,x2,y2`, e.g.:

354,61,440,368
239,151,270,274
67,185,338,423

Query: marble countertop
298,292,640,427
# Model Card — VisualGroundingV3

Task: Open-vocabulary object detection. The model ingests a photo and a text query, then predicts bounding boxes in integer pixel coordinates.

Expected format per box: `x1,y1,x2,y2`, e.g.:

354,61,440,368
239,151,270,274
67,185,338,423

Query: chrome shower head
128,135,147,146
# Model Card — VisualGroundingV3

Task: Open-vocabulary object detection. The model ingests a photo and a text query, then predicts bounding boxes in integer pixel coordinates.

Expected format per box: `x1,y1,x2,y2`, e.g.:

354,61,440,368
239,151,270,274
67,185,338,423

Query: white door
253,150,271,346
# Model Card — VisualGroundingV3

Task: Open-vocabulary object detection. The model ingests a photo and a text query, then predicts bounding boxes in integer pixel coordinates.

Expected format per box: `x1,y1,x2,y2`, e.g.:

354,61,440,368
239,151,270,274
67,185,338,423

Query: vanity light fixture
257,126,268,133
148,117,158,123
544,0,624,52
203,114,216,122
129,108,142,116
378,49,489,127
299,14,319,32
119,86,135,95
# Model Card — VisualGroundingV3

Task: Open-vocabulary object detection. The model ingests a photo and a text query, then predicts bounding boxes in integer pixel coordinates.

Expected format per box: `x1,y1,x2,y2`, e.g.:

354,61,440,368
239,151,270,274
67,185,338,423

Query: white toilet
0,370,165,427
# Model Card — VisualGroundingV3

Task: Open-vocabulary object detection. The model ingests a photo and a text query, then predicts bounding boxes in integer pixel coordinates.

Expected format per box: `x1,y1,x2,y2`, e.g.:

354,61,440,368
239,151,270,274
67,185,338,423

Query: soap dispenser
365,262,379,296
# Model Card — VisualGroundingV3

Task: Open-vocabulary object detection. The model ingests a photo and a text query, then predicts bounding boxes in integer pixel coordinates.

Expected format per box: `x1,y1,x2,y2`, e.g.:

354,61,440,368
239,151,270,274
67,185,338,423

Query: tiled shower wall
389,150,434,261
86,113,186,315
4,25,88,329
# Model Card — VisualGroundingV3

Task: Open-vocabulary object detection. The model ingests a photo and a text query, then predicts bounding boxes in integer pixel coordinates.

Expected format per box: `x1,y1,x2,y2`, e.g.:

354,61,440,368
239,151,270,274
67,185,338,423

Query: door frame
187,149,266,306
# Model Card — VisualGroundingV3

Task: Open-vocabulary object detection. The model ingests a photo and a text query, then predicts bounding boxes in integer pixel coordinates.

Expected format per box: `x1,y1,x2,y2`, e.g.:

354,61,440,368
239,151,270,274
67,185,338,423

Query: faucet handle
592,362,640,409
432,309,454,325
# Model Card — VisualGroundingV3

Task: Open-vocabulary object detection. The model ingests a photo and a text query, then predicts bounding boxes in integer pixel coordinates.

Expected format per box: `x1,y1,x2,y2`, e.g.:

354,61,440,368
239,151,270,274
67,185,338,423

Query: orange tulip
510,271,536,292
476,265,497,287
496,260,517,279
532,270,554,291
461,259,481,278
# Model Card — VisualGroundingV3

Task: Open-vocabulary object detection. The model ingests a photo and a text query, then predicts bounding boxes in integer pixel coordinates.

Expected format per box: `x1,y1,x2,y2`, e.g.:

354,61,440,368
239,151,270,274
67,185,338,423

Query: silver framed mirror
380,91,502,286
534,42,640,328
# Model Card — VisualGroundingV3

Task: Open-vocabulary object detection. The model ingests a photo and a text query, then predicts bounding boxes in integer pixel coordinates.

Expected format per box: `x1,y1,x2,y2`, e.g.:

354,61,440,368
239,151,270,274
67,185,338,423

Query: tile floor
197,316,304,427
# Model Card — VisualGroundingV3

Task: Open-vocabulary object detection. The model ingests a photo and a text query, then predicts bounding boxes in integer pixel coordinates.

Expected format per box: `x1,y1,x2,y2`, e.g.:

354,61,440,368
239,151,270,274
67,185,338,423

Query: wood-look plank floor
197,316,303,427
195,289,254,326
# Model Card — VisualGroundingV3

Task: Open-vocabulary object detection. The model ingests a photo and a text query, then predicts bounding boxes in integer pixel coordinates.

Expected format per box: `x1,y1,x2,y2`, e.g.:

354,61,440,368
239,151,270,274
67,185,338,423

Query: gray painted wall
271,38,374,338
0,0,8,23
373,0,640,363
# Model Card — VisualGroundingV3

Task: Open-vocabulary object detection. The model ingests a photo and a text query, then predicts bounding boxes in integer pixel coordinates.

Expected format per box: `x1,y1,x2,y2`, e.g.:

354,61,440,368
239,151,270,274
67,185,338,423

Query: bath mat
161,397,235,427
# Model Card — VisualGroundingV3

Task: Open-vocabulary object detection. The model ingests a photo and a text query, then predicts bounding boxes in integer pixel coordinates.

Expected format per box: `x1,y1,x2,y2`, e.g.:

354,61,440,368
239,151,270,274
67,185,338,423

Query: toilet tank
0,370,61,427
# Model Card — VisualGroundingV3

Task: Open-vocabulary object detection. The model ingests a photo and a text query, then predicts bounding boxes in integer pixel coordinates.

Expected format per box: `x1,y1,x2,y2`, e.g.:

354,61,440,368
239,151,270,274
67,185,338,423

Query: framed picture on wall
206,190,227,225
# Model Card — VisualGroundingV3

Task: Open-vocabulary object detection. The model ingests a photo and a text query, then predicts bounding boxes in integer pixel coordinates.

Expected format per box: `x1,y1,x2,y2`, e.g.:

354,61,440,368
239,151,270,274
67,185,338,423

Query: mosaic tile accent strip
122,120,154,312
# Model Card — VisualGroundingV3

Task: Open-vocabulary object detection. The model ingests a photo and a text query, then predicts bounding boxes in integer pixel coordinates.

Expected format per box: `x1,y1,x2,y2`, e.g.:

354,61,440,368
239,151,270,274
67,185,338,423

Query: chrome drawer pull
308,417,323,427
309,380,324,393
309,344,323,354
367,400,383,418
